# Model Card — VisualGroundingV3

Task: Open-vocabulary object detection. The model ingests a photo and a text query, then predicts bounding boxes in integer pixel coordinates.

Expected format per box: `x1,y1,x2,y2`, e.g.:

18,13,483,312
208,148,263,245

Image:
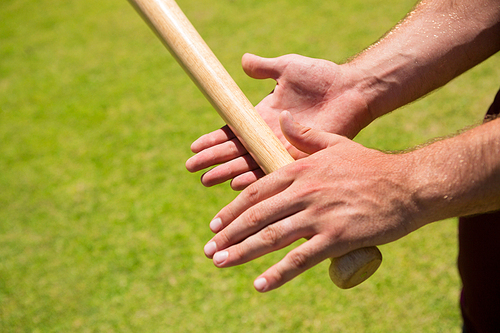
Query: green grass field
1,0,499,331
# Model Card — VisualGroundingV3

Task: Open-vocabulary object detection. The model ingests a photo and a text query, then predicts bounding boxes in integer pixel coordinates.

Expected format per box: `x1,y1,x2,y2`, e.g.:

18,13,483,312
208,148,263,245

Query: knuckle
244,183,261,205
288,160,310,176
282,53,299,64
287,251,309,271
228,245,244,263
244,208,263,229
223,203,238,221
215,230,231,249
260,225,281,248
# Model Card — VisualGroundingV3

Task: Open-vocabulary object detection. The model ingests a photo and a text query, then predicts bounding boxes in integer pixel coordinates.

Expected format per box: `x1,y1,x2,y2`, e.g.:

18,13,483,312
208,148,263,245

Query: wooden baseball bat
128,0,382,289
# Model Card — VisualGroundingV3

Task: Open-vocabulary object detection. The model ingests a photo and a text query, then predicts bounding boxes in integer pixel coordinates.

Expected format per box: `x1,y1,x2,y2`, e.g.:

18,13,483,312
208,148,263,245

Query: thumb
279,111,344,155
242,53,281,80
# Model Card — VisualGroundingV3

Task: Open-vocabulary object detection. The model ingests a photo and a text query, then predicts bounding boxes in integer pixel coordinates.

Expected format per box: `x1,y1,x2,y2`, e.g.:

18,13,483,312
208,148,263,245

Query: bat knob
328,246,382,289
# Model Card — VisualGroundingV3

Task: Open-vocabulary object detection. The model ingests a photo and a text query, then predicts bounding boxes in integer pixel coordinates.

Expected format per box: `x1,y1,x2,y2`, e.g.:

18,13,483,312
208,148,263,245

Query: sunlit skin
186,53,372,190
205,113,500,292
187,0,500,292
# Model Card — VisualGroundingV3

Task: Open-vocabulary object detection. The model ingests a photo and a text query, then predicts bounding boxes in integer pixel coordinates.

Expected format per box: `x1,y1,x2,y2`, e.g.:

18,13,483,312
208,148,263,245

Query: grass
1,0,499,331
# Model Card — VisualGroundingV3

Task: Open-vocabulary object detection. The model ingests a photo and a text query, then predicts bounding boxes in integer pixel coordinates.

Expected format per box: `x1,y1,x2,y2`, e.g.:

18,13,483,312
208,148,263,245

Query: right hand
186,53,372,190
204,111,420,292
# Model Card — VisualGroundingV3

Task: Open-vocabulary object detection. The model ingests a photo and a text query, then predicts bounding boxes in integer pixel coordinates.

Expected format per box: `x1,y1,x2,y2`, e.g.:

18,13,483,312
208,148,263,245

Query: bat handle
329,246,382,289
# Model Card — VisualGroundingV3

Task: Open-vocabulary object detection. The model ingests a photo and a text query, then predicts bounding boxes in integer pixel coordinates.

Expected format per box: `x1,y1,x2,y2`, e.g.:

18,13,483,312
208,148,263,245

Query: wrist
406,146,460,226
333,63,381,133
342,52,418,121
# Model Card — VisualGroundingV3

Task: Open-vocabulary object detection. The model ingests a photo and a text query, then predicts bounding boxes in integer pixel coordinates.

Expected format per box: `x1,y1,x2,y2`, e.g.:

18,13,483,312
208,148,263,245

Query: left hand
186,54,372,190
203,111,422,292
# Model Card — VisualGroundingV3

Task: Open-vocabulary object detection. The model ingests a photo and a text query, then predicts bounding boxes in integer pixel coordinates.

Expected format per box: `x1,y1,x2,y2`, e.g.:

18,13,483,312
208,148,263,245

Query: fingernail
213,251,228,265
254,277,268,292
204,241,217,257
210,218,222,233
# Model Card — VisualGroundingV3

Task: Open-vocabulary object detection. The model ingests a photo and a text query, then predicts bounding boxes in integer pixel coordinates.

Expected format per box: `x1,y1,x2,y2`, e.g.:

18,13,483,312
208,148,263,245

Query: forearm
186,0,500,190
345,0,500,120
410,118,500,226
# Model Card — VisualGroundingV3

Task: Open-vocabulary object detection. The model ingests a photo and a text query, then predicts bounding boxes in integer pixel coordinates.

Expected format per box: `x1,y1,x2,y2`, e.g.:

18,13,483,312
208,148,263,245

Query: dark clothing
484,88,500,122
459,212,500,333
459,88,500,333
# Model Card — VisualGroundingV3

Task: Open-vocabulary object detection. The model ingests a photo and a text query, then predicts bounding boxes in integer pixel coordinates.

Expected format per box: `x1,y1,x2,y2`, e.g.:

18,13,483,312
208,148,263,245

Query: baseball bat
128,0,382,289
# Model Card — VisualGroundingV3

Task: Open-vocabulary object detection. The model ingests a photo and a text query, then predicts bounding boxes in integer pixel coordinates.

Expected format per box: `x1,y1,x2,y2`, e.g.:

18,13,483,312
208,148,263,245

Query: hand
203,112,421,292
186,53,372,190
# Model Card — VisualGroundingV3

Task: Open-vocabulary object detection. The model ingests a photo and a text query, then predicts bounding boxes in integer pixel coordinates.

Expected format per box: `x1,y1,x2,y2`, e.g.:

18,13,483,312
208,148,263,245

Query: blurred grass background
1,0,499,331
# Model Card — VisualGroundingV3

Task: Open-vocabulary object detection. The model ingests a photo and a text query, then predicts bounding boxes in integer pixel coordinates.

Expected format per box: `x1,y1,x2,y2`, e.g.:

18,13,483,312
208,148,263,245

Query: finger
242,53,283,80
253,235,332,292
186,137,247,173
215,167,295,228
279,111,344,154
205,178,299,256
190,125,236,153
230,169,266,191
199,154,260,187
211,214,313,268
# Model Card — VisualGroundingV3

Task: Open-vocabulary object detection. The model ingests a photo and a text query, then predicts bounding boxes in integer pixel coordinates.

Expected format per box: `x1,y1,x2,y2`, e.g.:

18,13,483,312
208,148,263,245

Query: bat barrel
129,0,382,289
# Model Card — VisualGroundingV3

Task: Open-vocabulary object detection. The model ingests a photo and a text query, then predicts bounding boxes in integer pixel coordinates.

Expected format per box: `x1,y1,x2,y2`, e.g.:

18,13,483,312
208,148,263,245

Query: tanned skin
187,0,500,292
